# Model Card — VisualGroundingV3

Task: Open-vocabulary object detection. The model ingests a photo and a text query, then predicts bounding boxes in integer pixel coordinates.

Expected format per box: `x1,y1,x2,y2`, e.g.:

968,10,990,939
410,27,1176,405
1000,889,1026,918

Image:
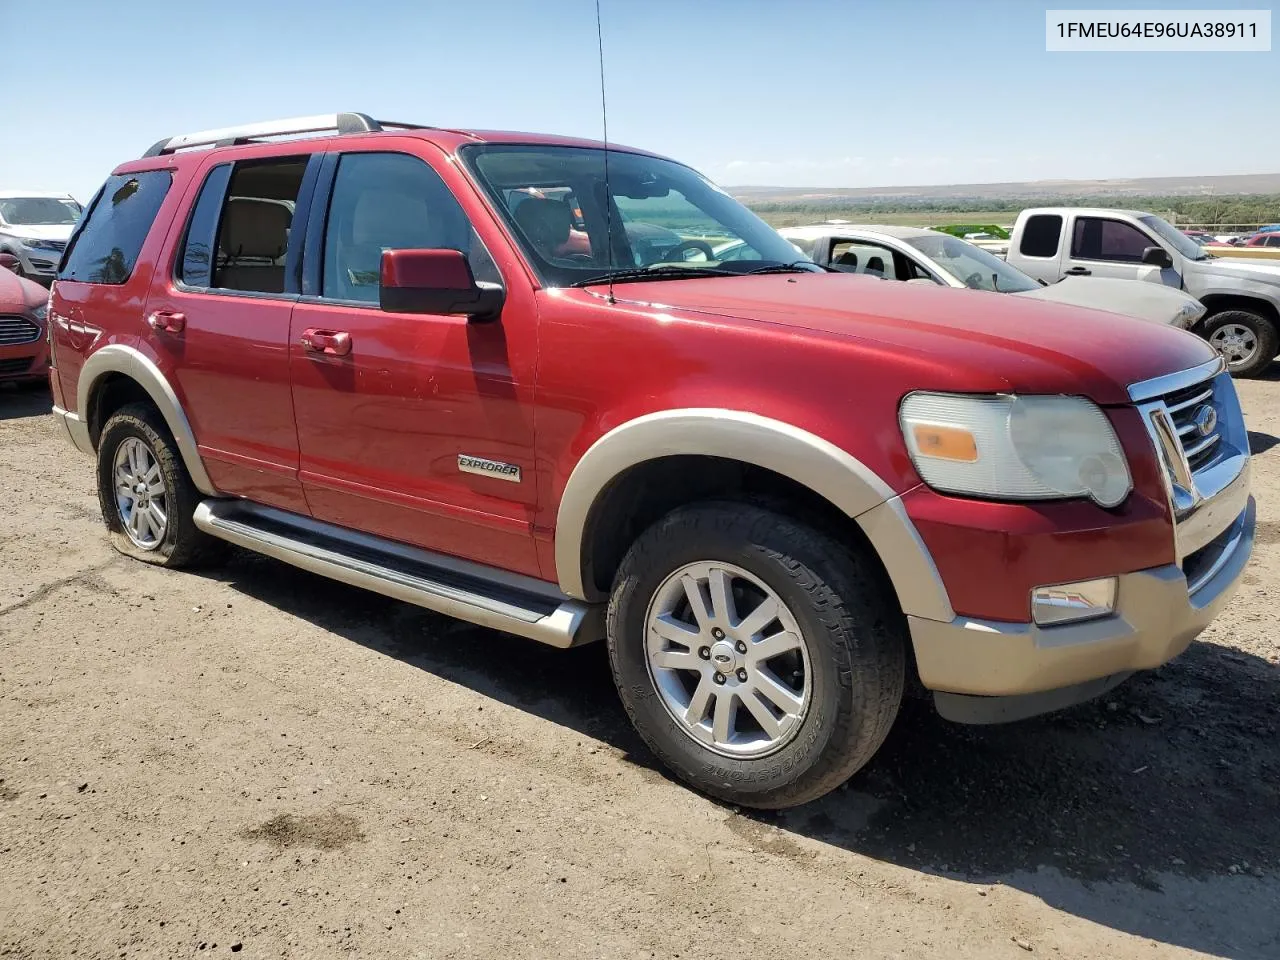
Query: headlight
20,238,59,251
1173,300,1205,328
900,392,1132,508
32,304,48,322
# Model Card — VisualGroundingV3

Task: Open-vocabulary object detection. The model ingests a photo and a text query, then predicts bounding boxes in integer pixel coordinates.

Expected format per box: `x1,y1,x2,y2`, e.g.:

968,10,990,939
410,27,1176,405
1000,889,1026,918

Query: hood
0,266,48,313
0,223,74,242
1013,275,1201,325
599,272,1215,405
1195,256,1280,282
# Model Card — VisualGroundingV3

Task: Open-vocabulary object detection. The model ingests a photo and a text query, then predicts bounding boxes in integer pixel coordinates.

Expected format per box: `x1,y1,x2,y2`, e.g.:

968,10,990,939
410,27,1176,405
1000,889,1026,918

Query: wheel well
87,373,154,449
1198,294,1280,327
579,455,892,602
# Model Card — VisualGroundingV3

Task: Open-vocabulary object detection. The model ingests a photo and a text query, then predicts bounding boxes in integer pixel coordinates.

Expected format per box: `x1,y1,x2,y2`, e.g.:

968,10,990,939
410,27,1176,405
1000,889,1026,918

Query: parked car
1182,230,1217,246
1006,207,1280,377
49,114,1254,809
777,224,1206,328
0,257,51,384
0,192,82,285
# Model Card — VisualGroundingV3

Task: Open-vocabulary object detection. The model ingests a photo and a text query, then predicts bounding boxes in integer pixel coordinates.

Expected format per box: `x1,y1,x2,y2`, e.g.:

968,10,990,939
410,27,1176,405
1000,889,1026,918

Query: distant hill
731,173,1280,204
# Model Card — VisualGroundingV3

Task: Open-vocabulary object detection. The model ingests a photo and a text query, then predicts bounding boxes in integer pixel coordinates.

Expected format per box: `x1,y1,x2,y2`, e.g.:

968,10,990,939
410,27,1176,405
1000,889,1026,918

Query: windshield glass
463,145,817,286
0,197,81,226
902,233,1039,293
1139,215,1204,260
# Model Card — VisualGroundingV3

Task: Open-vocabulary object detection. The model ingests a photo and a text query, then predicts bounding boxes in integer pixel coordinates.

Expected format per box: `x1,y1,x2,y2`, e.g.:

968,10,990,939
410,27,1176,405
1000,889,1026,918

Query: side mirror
379,249,504,321
1142,245,1173,268
0,252,19,272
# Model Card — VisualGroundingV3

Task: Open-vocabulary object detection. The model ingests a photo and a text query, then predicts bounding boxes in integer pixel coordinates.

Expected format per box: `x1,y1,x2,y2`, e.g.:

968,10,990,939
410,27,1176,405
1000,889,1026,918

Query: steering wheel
962,271,985,289
660,239,716,263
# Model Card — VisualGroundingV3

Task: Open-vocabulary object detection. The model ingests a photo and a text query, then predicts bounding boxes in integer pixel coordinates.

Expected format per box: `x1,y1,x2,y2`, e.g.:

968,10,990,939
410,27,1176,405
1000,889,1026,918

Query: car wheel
1202,309,1278,378
606,500,905,809
96,402,225,567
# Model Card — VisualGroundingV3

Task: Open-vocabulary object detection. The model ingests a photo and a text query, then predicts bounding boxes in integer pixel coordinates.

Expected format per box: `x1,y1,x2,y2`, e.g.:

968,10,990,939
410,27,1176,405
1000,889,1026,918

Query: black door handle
1065,267,1091,276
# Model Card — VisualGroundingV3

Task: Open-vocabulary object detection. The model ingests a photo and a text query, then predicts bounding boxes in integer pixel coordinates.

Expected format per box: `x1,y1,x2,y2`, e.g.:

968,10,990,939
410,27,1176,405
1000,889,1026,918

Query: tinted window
829,240,898,278
1018,215,1062,258
1267,236,1280,247
322,152,498,303
178,164,232,288
1071,217,1154,262
59,172,172,284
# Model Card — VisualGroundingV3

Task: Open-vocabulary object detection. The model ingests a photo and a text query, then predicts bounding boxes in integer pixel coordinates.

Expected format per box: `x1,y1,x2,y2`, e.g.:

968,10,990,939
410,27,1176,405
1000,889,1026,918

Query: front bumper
0,335,50,381
911,496,1253,710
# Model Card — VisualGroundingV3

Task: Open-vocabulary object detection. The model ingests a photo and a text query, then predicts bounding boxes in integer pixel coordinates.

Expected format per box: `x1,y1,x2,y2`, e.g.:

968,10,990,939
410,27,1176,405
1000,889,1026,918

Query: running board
193,500,601,648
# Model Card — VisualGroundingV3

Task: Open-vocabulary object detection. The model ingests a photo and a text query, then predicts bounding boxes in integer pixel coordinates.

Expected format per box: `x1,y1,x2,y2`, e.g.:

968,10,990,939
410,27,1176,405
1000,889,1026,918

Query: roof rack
141,113,425,158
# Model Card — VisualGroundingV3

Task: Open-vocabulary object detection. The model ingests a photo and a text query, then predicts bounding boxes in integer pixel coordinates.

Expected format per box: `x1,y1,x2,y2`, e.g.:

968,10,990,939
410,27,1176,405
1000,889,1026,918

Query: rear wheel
607,501,905,809
1202,309,1278,378
96,402,224,567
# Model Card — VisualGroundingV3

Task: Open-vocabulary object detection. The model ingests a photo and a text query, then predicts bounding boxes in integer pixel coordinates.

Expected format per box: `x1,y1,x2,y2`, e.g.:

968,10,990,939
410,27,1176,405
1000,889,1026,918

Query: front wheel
1202,309,1278,379
606,501,905,809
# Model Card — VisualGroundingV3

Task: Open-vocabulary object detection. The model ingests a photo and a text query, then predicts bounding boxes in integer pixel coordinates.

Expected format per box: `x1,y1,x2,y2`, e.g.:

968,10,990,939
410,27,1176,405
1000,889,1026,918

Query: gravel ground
1,377,1277,960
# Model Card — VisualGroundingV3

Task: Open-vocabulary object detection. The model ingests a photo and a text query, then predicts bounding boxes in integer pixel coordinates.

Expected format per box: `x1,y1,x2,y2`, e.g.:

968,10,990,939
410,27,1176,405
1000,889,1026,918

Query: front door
1063,215,1173,285
144,153,320,513
288,147,542,577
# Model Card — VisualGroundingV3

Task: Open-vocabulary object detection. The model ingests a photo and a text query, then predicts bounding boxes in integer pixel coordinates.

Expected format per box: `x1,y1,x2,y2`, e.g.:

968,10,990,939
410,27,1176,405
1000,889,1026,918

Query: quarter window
59,171,172,284
321,152,498,303
1071,217,1155,262
1018,215,1062,258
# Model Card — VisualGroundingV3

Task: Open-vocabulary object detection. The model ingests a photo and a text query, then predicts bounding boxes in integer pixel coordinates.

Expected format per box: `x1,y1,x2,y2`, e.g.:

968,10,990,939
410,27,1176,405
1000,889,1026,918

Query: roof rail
141,113,423,158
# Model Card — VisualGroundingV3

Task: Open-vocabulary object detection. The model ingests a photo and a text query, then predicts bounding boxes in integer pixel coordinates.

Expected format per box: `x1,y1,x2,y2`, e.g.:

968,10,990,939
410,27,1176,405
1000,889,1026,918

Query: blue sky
2,0,1276,202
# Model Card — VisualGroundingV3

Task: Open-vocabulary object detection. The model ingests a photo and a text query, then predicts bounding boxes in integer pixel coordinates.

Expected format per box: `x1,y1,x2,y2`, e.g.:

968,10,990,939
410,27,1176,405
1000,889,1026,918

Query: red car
48,114,1254,808
0,253,51,384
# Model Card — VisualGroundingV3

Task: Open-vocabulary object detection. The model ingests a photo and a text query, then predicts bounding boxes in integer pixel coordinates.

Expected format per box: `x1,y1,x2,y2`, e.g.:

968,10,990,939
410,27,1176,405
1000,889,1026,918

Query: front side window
903,234,1040,292
59,172,172,284
828,240,898,278
322,152,498,303
0,197,81,226
463,144,815,287
1071,217,1155,263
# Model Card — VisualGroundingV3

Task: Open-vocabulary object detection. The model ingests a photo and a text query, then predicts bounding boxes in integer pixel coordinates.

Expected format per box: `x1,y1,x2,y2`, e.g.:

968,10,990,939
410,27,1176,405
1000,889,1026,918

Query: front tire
606,501,905,809
1202,309,1278,378
96,402,224,568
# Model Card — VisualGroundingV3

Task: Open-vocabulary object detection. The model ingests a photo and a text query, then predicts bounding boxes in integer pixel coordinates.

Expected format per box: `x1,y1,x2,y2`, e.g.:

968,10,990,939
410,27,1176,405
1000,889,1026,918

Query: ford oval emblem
1192,405,1217,438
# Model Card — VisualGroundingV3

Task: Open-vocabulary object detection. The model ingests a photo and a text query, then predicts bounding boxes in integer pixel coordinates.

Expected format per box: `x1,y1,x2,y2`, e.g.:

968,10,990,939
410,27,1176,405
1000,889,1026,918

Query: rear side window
59,171,172,284
1018,215,1062,258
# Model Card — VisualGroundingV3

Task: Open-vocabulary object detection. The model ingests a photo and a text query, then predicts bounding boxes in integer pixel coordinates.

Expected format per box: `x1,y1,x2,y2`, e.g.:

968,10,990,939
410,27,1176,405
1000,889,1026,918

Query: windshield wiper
742,261,827,275
569,265,743,287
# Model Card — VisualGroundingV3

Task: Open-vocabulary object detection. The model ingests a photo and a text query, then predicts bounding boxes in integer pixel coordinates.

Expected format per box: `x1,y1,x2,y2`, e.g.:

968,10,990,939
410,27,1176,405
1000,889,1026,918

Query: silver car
0,192,83,284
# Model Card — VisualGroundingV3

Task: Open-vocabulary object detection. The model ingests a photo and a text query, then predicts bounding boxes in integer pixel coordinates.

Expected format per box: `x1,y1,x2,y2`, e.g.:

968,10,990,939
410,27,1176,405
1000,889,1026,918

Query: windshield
463,145,817,287
1139,215,1205,261
902,233,1039,293
0,197,81,226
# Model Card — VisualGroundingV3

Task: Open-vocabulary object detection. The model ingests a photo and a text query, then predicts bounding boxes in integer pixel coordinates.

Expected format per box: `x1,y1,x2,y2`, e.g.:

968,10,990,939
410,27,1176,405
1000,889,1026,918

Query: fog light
1031,577,1117,626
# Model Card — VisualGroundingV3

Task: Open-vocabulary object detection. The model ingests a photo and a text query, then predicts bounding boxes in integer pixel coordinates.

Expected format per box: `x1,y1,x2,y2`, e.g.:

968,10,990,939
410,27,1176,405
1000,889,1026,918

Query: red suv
49,114,1254,808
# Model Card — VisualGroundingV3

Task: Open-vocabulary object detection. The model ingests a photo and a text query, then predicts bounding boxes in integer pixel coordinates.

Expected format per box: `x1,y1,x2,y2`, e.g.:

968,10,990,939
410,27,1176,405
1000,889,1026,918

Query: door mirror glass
379,249,504,320
1141,245,1173,268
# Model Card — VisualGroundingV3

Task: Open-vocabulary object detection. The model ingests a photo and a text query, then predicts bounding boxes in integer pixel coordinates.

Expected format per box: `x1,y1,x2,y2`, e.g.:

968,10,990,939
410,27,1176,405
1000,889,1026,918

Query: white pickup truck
1005,208,1280,377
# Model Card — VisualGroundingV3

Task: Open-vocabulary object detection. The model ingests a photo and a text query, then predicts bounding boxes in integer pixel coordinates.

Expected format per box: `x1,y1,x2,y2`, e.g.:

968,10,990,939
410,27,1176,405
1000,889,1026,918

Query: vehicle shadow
0,383,52,421
206,549,1278,959
1249,430,1280,456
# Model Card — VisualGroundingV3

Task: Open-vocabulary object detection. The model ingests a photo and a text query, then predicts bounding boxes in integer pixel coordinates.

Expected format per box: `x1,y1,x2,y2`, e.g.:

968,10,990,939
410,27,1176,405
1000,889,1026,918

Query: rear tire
606,501,905,809
1202,309,1278,379
96,402,225,568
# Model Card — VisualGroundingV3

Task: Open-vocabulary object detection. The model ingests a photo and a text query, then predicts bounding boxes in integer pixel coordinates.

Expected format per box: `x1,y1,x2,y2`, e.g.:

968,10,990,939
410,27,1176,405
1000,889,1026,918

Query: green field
751,208,1018,229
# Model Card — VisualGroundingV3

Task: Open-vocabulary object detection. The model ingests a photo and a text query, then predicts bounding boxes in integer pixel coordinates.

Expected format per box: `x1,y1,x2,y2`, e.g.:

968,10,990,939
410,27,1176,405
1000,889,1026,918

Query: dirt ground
1,378,1277,960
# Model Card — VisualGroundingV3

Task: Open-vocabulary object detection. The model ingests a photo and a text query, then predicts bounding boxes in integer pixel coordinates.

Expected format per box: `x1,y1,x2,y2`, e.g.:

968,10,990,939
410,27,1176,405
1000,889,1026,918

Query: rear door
142,151,323,513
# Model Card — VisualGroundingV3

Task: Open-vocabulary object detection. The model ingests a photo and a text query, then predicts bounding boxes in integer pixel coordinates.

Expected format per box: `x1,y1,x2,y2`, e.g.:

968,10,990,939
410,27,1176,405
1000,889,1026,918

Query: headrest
220,198,292,259
865,256,885,274
513,198,571,254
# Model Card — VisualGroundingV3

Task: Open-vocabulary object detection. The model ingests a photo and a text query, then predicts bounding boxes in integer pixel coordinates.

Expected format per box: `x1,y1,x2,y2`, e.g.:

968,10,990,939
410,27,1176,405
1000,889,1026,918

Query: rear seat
216,197,292,293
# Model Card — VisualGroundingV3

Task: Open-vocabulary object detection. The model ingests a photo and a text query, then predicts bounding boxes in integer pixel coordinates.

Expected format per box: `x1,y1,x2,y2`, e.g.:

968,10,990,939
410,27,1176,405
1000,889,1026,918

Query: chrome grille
1160,379,1222,473
1130,357,1251,567
0,315,41,345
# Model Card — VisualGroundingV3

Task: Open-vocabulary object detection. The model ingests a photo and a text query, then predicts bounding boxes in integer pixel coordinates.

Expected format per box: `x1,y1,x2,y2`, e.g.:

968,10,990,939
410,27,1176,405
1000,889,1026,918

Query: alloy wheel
1210,323,1259,370
113,437,168,550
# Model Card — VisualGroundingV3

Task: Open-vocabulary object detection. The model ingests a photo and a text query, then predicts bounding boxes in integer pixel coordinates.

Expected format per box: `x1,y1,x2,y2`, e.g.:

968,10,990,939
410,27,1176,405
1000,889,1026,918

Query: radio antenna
594,0,616,304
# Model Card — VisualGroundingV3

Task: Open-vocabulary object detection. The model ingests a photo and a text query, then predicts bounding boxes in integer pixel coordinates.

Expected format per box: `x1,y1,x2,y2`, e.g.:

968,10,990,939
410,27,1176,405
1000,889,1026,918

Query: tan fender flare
554,408,953,622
